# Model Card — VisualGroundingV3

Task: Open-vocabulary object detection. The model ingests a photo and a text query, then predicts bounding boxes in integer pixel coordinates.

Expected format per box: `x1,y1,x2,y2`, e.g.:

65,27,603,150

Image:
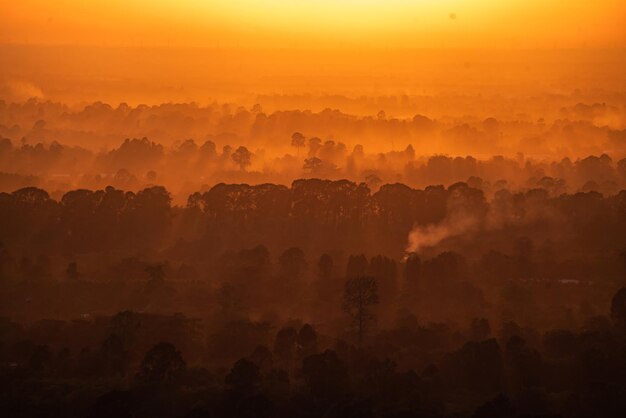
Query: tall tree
291,132,306,157
342,275,379,344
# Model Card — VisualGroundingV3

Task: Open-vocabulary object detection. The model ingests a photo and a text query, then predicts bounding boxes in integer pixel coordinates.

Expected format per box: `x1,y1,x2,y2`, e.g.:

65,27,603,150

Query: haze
2,2,626,418
2,1,626,105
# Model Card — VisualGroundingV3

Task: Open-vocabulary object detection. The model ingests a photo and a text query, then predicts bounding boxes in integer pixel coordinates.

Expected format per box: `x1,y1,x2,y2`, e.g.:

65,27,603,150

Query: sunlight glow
2,0,625,47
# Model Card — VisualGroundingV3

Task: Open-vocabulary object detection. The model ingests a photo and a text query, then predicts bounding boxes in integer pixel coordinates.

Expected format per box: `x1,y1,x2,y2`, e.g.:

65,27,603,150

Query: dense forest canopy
2,95,626,417
2,12,626,415
1,176,626,417
1,99,626,203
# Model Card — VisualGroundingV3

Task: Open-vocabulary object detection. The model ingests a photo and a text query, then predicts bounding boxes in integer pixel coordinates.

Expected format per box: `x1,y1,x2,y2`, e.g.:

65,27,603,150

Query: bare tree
342,275,378,344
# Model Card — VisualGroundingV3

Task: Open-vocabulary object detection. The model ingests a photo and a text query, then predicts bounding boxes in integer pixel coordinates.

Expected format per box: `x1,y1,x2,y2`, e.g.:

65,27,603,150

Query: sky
2,0,626,48
1,1,625,104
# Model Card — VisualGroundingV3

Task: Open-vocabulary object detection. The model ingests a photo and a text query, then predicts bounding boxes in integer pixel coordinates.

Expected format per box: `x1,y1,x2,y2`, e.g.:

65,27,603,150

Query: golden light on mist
2,0,625,48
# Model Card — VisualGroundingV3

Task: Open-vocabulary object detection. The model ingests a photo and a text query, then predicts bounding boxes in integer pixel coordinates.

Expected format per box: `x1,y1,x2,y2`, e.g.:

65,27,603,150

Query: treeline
1,99,624,159
1,179,625,329
2,133,626,198
1,179,625,258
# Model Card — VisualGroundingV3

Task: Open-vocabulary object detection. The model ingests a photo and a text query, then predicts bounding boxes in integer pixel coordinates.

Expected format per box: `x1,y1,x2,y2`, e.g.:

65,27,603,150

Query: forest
2,102,626,218
1,172,626,417
3,0,626,415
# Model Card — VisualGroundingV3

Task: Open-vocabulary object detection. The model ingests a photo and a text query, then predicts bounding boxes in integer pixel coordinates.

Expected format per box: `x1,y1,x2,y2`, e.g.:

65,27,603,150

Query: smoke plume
406,211,479,254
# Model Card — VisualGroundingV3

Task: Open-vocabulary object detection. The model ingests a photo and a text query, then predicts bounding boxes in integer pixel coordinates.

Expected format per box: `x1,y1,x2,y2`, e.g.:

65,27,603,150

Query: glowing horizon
2,0,626,48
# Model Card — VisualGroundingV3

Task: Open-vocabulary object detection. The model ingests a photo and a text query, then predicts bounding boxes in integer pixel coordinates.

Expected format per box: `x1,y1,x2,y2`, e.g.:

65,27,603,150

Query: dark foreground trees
3,285,626,418
137,342,186,382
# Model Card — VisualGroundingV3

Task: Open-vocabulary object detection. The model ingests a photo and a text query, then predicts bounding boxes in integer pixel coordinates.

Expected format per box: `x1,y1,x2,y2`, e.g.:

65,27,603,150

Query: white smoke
405,211,479,254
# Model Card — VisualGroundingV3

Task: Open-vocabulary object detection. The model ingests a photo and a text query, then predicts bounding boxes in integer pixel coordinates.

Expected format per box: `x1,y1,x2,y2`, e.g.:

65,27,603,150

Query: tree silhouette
342,275,379,343
307,136,322,157
231,146,253,171
291,132,306,157
225,357,260,394
365,172,382,190
273,327,298,362
303,157,323,174
137,342,185,382
346,254,368,278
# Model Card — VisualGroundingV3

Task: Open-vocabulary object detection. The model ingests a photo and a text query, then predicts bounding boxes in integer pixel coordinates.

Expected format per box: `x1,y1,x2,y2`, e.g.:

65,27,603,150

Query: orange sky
2,1,626,105
2,0,626,48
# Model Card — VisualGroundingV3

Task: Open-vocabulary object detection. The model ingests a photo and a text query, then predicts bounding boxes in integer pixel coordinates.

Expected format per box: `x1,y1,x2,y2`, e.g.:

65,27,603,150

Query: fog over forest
2,96,626,202
2,3,626,416
2,91,626,417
